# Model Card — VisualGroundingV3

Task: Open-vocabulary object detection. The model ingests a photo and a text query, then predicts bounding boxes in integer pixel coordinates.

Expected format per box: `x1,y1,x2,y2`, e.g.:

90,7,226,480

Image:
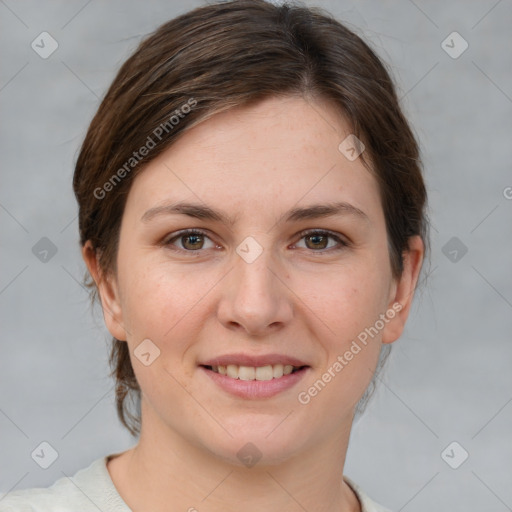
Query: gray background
1,0,511,511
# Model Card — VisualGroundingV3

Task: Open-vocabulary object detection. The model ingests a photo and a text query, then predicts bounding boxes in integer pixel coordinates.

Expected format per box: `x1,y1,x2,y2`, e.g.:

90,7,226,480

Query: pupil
184,234,203,249
307,234,327,250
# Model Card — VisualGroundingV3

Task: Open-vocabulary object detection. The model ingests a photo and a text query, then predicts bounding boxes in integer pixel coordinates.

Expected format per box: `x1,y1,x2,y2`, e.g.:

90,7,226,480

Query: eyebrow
140,200,369,225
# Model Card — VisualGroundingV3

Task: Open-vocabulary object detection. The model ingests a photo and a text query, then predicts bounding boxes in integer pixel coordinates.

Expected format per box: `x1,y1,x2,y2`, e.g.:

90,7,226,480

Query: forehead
124,95,383,226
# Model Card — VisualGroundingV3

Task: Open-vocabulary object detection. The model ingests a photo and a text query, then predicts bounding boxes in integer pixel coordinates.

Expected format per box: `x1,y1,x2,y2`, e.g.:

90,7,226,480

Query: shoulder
344,475,394,512
0,455,130,512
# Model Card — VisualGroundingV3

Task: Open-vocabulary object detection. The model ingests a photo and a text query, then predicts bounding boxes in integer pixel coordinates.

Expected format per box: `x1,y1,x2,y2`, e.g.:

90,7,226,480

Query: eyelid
293,228,349,250
162,228,349,253
162,228,217,249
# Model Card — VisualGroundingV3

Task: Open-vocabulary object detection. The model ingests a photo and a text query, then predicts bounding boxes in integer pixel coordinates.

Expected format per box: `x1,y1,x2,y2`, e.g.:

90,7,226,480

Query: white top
0,454,393,512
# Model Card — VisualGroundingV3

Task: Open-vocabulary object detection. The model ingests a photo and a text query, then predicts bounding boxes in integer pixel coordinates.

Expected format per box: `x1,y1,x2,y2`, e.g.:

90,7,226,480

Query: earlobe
81,241,128,341
382,236,424,344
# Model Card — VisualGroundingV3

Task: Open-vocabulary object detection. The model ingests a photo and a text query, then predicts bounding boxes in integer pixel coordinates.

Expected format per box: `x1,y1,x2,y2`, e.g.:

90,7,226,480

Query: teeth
238,366,255,381
226,364,238,379
273,364,284,378
255,366,273,381
212,363,301,380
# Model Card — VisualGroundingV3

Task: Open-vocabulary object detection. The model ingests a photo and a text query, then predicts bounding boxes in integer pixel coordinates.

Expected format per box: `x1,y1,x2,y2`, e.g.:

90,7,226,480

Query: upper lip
200,353,309,368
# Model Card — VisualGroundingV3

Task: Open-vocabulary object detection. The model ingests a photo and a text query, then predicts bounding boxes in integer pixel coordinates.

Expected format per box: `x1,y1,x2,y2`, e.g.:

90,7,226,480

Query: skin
83,95,423,512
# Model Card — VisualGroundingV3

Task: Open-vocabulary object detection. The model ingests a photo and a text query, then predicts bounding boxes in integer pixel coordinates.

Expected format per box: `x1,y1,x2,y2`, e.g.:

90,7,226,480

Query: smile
204,364,304,381
200,364,310,399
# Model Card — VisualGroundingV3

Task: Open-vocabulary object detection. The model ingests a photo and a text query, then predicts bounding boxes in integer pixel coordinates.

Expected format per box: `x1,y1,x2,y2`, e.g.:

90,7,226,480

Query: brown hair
73,0,429,436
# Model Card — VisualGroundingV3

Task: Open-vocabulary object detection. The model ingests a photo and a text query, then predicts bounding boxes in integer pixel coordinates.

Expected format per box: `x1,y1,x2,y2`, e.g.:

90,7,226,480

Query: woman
0,0,427,511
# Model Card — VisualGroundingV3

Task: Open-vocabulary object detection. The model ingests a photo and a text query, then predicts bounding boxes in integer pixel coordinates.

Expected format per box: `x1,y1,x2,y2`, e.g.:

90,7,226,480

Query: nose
216,243,293,337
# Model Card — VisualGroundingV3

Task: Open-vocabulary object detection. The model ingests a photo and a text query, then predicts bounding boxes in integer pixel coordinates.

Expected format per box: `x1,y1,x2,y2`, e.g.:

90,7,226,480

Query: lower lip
200,366,309,399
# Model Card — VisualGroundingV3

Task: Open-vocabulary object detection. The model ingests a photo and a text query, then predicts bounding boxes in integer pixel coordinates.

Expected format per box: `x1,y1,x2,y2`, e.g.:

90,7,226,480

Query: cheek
118,262,205,399
294,259,390,343
118,258,219,350
291,261,390,403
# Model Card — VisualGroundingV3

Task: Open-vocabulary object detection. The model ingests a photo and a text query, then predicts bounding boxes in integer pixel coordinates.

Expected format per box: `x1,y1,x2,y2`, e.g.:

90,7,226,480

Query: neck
108,405,361,512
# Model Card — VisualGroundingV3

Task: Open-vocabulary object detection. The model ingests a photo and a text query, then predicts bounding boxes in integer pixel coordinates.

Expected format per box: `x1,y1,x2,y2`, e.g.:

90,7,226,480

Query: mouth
200,364,308,381
199,353,311,398
199,362,310,399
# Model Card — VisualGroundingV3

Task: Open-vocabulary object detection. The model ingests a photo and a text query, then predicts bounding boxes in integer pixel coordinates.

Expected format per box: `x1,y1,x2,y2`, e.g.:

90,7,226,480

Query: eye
164,229,218,252
294,229,348,252
163,228,348,254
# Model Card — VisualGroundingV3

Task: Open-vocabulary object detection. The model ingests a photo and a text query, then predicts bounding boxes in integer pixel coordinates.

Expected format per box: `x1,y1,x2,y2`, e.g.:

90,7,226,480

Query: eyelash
163,228,349,254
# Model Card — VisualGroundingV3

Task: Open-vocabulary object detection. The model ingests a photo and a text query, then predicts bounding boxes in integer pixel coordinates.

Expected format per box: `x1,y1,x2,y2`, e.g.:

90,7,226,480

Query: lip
200,365,310,399
201,353,309,367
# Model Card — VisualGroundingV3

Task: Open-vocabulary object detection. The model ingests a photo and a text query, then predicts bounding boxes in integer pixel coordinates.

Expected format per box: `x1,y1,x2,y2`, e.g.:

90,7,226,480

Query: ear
382,235,424,344
82,241,128,341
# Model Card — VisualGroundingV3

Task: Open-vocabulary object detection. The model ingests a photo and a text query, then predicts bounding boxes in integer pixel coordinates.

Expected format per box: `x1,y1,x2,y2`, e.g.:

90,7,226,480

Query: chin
201,419,308,468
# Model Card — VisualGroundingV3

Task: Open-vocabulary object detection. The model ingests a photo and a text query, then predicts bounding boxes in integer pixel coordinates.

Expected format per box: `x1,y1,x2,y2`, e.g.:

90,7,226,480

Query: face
90,95,421,466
